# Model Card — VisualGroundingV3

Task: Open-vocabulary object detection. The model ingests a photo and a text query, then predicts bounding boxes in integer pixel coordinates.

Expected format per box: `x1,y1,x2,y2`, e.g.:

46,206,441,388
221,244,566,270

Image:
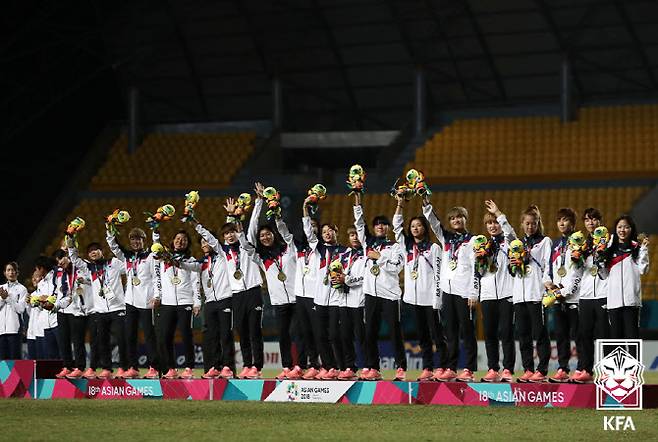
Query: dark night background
1,2,123,269
4,0,658,272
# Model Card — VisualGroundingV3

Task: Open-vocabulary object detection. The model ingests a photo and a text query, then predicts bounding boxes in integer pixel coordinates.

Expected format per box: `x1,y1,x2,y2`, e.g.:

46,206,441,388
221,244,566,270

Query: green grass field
3,401,657,441
2,369,657,441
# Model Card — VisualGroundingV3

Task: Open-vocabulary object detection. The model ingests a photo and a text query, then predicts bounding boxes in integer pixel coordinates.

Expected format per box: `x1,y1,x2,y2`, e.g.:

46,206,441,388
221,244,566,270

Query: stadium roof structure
5,0,658,135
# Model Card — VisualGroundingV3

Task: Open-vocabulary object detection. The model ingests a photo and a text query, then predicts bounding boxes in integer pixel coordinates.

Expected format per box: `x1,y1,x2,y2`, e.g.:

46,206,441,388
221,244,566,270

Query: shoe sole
480,378,500,383
548,378,569,383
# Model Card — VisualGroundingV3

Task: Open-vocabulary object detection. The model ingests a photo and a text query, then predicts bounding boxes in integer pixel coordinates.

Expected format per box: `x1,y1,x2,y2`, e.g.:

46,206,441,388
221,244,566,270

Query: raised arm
248,197,263,246
66,236,89,270
302,216,318,251
105,230,126,262
275,217,295,248
421,200,445,245
194,223,224,257
487,200,517,242
353,203,367,248
237,231,262,267
392,195,406,249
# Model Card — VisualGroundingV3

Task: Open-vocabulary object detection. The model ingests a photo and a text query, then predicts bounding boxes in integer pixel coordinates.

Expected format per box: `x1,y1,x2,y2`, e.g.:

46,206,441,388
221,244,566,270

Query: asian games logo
594,339,644,410
286,381,299,401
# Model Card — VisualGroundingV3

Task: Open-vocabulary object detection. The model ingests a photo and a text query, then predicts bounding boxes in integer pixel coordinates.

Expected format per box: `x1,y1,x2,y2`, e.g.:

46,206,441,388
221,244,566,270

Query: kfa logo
603,416,636,431
594,339,644,410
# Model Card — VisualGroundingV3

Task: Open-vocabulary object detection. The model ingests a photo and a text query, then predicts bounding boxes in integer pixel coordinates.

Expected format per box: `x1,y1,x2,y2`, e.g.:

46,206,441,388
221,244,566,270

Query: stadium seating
407,104,658,184
90,132,257,191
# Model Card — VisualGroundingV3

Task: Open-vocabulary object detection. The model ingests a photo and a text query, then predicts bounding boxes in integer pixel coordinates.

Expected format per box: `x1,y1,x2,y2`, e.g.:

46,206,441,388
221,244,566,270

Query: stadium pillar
560,57,575,123
272,77,283,130
128,86,142,153
414,67,427,137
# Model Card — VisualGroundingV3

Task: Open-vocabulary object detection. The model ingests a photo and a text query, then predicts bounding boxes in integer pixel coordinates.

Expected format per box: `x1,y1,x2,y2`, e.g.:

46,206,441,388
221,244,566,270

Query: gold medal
557,266,567,277
323,276,329,286
449,260,457,271
370,265,380,276
410,270,418,280
171,276,181,285
277,271,287,282
233,270,243,280
75,286,84,296
207,279,212,288
525,266,532,275
590,266,599,276
132,277,141,286
303,266,310,275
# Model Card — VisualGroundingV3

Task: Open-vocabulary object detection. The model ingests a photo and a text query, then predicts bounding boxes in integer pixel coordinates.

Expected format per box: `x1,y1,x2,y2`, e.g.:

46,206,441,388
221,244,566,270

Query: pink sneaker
394,368,406,381
437,368,457,382
144,367,159,379
66,368,83,379
314,368,328,380
573,370,593,383
363,369,382,381
56,368,71,379
302,367,319,380
568,370,582,383
98,369,113,379
162,369,179,379
529,371,547,383
276,368,291,380
481,369,500,383
338,368,357,380
237,366,250,379
219,366,234,379
245,366,261,379
202,367,220,379
548,368,569,383
321,368,339,380
124,367,140,379
180,367,194,379
456,369,475,382
517,370,534,383
500,369,513,383
417,369,433,382
115,368,126,379
358,368,371,380
287,366,302,380
431,368,445,381
83,368,97,379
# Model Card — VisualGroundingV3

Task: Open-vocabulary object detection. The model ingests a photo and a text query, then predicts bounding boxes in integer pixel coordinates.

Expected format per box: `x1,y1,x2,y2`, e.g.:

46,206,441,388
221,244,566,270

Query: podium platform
2,361,656,408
